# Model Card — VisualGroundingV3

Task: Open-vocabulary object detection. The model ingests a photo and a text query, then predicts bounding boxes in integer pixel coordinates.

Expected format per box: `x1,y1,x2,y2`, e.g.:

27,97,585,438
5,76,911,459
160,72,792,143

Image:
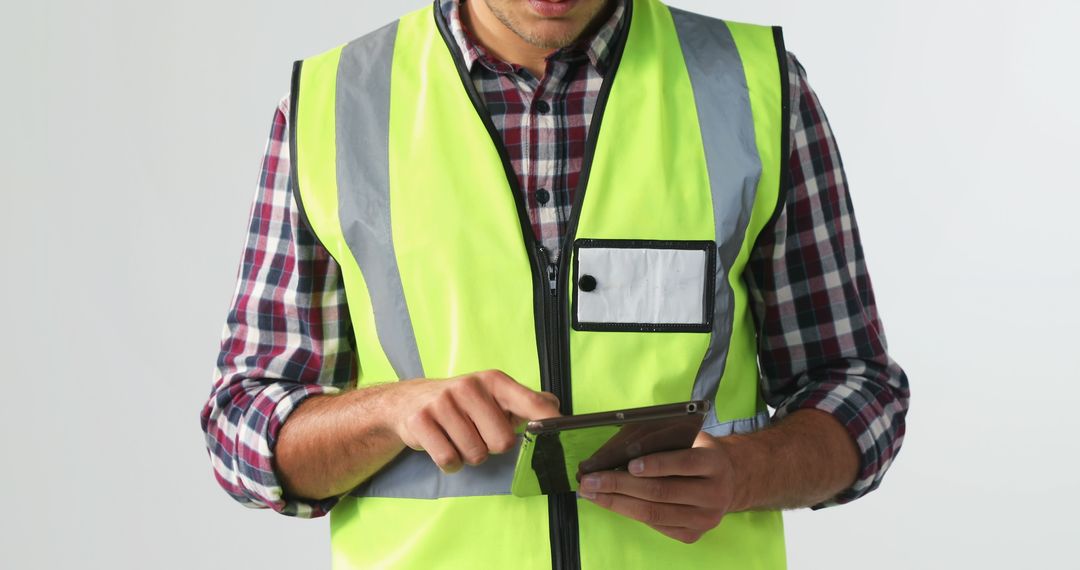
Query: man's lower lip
528,0,579,18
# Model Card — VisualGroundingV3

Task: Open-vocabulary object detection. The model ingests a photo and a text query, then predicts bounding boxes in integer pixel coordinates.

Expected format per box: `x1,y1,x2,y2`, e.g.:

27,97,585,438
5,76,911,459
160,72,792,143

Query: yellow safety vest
290,0,790,567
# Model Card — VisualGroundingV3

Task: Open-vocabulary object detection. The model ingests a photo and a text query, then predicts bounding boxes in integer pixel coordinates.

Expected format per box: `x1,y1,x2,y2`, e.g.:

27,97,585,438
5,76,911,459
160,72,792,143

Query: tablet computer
510,400,710,497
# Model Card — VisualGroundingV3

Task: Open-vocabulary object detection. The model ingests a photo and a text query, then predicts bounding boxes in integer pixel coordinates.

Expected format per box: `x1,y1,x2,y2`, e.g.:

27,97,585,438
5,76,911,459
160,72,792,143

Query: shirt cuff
771,375,906,509
235,382,344,518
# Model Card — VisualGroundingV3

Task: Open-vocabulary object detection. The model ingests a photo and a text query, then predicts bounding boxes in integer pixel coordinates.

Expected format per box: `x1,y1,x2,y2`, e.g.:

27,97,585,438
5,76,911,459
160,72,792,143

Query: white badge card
571,239,716,332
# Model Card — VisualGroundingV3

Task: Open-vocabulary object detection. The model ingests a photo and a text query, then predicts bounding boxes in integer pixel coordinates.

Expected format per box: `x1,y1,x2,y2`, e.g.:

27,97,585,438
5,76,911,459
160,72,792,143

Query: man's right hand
275,369,558,501
391,370,561,473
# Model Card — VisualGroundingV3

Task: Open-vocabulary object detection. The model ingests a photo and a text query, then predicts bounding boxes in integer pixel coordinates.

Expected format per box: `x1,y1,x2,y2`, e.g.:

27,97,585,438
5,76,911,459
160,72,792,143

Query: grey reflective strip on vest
351,439,520,499
333,21,506,500
702,411,770,437
335,22,425,381
350,412,767,499
670,8,765,428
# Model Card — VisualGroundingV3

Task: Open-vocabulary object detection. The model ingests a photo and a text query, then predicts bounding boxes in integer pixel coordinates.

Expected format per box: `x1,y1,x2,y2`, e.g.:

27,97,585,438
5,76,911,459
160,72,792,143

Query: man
201,0,909,567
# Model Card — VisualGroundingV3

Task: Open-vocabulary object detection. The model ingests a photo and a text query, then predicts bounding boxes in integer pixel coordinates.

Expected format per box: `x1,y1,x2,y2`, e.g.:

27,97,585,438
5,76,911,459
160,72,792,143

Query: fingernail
581,475,600,490
628,459,644,474
578,490,596,500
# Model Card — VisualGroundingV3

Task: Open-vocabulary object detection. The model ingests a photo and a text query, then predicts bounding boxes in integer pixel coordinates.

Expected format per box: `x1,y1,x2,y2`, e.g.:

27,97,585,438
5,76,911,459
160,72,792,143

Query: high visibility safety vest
290,0,790,567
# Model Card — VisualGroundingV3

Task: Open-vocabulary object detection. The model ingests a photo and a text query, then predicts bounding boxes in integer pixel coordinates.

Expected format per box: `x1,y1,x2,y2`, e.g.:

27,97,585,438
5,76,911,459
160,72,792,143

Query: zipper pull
537,245,558,292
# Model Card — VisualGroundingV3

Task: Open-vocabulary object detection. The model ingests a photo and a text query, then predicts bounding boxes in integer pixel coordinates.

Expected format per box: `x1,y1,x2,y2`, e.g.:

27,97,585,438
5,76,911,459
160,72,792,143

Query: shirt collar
440,0,626,76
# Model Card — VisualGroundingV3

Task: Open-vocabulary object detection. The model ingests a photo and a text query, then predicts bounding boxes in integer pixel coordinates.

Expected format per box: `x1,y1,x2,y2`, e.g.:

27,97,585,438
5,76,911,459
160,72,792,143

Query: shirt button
536,188,550,205
535,100,551,114
578,274,597,292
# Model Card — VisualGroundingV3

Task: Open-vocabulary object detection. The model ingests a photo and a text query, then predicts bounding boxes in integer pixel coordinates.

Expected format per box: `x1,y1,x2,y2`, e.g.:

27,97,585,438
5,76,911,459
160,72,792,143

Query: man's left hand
577,431,736,544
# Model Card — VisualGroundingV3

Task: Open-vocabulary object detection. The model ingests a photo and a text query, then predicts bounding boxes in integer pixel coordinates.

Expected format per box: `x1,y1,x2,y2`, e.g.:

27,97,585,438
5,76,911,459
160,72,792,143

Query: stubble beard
482,0,610,50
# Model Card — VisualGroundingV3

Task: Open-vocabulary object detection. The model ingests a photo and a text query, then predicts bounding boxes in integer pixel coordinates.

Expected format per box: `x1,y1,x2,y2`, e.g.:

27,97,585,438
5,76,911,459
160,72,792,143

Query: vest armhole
748,26,792,254
288,58,335,259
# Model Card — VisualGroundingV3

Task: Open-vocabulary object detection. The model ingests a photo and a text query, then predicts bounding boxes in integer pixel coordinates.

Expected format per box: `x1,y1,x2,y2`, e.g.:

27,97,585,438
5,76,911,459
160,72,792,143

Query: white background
1,0,1077,568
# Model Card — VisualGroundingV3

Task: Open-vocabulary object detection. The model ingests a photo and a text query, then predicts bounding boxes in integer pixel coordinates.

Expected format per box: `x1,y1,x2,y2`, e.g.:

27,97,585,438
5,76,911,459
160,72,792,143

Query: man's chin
515,21,587,49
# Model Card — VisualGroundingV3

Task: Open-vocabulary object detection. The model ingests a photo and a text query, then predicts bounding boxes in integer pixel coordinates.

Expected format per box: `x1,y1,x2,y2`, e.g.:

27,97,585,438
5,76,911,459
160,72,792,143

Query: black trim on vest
749,27,792,255
288,60,335,260
433,2,632,569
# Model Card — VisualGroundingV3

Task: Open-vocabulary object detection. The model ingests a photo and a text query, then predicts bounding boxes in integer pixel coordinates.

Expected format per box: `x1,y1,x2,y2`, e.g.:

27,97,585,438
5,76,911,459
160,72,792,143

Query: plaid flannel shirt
201,0,909,518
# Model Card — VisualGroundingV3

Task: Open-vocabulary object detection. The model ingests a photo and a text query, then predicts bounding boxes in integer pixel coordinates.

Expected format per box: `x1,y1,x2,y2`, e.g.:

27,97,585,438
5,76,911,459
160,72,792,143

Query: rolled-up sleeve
200,96,357,518
745,54,911,507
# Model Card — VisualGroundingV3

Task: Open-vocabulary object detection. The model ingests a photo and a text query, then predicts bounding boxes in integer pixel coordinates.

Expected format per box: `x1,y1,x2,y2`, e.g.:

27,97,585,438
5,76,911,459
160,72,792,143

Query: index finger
480,370,561,421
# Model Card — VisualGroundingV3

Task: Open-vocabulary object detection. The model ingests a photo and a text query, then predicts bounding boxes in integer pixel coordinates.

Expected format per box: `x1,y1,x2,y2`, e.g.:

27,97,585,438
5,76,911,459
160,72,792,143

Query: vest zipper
538,246,563,399
537,245,579,570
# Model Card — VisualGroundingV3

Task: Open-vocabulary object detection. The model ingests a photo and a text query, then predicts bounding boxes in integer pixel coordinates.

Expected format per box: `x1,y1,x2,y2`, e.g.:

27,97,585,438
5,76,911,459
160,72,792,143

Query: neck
461,1,557,78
